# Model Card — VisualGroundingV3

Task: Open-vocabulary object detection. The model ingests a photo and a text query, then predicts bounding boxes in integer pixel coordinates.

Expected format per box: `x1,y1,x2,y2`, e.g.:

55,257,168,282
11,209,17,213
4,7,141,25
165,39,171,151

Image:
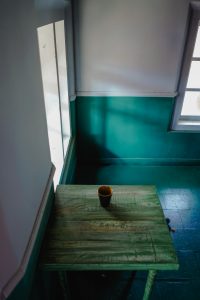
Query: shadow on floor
68,271,136,300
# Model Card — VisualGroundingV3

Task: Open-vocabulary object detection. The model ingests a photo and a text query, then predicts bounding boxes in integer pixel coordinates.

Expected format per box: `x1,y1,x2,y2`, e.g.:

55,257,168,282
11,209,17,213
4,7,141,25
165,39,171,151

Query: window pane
55,20,71,155
186,61,200,88
193,26,200,57
181,91,200,116
37,24,64,185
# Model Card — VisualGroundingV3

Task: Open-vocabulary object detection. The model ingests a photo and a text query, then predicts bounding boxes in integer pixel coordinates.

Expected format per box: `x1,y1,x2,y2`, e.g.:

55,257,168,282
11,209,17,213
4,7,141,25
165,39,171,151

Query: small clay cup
98,186,112,207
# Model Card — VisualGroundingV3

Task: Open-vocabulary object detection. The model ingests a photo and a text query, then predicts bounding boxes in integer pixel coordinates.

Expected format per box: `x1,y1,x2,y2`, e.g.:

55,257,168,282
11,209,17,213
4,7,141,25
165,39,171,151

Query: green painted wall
69,100,76,136
59,100,77,184
76,97,200,164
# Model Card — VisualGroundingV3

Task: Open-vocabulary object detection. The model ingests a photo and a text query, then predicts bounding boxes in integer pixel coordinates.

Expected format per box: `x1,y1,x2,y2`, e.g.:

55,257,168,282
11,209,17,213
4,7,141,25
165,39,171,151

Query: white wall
74,0,198,96
0,0,65,297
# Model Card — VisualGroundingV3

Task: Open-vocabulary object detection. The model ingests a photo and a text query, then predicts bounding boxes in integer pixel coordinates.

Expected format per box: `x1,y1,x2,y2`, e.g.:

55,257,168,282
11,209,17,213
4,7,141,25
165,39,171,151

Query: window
172,3,200,131
37,21,71,185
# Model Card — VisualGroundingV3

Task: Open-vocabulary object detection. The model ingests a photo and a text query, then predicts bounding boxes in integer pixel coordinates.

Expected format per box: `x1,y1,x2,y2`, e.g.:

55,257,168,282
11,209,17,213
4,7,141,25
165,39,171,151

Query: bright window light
181,91,200,116
193,26,200,57
171,4,200,130
186,61,200,89
37,21,70,185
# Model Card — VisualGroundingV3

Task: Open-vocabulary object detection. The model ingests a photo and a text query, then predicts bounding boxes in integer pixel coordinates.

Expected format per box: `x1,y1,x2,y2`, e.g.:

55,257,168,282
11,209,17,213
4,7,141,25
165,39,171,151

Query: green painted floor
67,165,200,300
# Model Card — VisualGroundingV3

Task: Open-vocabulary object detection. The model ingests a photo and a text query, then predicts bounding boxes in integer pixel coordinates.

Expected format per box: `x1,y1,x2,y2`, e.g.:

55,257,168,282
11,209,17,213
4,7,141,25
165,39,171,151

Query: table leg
58,271,71,300
142,270,157,300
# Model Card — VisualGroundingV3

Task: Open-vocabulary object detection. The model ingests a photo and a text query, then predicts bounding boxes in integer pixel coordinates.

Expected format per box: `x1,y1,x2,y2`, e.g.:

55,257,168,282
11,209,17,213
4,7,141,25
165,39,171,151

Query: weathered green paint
143,270,157,300
76,97,200,163
40,185,178,271
40,184,178,300
58,271,71,300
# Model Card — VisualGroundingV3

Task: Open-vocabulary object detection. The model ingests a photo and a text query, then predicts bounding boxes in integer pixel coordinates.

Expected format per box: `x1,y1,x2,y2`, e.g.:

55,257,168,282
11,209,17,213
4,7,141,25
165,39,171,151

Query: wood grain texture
40,185,179,271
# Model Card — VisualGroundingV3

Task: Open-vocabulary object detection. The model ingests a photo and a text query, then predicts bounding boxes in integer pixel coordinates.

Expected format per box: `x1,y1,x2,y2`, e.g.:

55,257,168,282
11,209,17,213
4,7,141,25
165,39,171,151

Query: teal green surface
69,100,76,136
59,137,77,184
59,101,77,183
76,97,200,162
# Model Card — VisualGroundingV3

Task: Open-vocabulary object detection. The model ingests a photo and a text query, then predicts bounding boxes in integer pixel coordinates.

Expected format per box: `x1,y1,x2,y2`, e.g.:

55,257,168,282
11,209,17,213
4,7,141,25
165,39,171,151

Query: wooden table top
40,185,179,271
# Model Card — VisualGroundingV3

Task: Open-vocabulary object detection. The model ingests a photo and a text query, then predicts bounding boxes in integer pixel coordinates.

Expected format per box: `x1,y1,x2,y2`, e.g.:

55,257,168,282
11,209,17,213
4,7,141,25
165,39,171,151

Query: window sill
171,120,200,132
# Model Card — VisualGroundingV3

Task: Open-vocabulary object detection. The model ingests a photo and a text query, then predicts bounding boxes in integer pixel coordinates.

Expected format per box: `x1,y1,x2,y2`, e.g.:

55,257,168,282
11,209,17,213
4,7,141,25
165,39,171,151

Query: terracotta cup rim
98,185,112,196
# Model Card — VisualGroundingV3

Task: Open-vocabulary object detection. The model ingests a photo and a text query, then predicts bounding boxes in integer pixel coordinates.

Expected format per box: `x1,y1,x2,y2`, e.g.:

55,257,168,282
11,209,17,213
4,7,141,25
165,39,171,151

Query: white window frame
171,2,200,131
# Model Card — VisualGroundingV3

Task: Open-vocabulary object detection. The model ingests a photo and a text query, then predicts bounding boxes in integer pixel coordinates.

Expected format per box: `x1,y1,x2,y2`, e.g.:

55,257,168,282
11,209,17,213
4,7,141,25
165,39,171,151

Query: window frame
171,2,200,131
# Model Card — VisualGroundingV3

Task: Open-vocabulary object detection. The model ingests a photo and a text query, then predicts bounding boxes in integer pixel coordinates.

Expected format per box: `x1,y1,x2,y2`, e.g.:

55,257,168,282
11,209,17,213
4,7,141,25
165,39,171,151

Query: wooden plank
40,185,179,271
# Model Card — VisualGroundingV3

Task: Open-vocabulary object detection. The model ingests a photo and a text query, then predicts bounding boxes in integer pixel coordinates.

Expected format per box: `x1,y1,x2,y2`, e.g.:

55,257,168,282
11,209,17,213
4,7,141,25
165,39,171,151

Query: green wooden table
40,185,179,300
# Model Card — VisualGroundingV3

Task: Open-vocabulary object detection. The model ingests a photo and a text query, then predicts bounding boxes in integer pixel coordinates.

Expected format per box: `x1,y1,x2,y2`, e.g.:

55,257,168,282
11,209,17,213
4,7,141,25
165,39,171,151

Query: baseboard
2,164,55,300
78,157,200,166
